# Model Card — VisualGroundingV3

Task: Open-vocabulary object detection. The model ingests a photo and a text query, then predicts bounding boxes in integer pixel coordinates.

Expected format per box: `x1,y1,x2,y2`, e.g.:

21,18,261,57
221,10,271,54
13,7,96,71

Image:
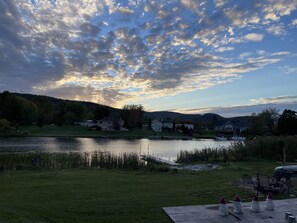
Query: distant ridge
143,111,249,125
143,111,225,122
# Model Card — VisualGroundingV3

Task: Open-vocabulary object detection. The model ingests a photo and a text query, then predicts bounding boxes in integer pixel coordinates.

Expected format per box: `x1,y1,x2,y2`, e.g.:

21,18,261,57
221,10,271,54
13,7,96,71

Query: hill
143,111,249,125
11,92,249,125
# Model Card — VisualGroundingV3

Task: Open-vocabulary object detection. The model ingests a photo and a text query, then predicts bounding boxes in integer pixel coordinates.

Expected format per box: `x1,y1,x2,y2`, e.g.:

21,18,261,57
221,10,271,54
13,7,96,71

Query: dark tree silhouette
94,106,111,120
278,109,297,135
121,104,144,129
0,91,37,125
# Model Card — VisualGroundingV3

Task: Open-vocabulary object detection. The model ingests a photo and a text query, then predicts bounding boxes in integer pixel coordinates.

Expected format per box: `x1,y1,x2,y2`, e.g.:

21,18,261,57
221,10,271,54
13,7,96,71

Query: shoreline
0,133,215,140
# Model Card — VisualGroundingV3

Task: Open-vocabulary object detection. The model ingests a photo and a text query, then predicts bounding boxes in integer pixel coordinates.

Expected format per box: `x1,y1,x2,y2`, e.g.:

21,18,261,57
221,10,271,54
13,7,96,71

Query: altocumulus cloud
0,0,297,107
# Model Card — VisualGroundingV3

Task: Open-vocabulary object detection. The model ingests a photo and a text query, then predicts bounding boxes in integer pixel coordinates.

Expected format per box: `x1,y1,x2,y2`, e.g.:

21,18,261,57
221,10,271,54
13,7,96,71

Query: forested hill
0,91,248,126
15,92,248,123
13,93,119,113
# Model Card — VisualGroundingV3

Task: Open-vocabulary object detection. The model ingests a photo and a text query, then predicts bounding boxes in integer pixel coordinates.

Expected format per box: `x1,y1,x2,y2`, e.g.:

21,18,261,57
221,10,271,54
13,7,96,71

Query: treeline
0,91,112,127
249,108,297,136
0,91,144,130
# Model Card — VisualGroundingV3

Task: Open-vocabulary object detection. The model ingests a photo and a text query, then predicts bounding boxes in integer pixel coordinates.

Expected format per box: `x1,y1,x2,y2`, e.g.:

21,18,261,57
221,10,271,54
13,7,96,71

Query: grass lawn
19,125,185,139
0,161,285,223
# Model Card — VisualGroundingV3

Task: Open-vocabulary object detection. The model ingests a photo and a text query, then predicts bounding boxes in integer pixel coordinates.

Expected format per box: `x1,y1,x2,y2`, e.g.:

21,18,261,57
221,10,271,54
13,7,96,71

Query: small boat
215,136,228,141
230,136,246,141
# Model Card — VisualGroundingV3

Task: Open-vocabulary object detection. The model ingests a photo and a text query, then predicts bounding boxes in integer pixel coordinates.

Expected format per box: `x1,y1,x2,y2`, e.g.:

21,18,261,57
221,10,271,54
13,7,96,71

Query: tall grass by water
177,136,297,163
0,151,144,171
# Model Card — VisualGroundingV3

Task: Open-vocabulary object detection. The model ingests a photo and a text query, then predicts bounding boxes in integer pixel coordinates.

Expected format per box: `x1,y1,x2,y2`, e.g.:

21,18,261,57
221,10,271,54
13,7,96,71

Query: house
214,120,248,136
175,123,194,130
151,119,163,132
97,118,113,131
163,122,173,129
74,120,96,127
150,119,194,132
214,121,236,132
76,118,125,131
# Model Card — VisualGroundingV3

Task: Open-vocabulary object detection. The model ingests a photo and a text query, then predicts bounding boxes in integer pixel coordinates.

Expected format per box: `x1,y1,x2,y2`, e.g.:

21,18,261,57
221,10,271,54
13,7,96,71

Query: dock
140,155,180,166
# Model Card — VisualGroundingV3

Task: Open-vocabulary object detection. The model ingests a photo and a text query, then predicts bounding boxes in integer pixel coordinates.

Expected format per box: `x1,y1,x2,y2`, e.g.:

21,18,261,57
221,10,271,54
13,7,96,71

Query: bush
0,119,18,136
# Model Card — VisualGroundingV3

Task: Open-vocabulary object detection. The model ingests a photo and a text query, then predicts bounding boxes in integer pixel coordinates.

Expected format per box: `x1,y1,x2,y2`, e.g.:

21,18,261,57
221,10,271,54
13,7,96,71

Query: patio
163,198,297,222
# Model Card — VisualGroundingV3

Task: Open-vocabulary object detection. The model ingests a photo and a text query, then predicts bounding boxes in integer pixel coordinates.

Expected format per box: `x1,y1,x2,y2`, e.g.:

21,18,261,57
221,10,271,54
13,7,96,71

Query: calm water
0,137,233,161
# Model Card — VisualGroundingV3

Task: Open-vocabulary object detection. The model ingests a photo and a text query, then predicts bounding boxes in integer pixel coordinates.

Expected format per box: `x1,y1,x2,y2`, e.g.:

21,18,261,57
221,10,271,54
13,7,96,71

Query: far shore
1,124,217,140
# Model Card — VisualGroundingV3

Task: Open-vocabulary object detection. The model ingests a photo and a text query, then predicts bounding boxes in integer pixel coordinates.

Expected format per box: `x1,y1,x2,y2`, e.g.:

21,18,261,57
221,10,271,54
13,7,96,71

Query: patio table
163,198,297,222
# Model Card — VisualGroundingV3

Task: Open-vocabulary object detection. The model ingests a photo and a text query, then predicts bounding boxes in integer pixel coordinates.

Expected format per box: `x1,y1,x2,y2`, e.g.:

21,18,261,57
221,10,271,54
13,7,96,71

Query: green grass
0,161,285,223
18,125,185,139
194,131,216,139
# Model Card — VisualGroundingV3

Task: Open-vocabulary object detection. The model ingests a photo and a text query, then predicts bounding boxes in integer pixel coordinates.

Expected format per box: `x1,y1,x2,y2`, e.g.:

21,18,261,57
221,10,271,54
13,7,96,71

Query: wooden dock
140,155,180,166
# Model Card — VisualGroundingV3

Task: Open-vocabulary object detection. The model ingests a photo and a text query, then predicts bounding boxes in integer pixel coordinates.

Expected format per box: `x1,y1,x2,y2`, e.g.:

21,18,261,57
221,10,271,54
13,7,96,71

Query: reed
0,151,145,171
177,136,297,163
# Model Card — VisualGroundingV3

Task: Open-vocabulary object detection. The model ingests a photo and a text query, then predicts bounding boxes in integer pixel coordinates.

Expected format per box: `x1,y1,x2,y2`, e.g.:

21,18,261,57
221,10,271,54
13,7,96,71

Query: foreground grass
0,161,283,223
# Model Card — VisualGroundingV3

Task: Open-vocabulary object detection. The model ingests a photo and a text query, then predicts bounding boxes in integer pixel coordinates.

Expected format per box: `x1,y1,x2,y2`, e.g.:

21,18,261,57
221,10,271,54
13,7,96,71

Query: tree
0,91,37,125
33,96,54,127
277,109,297,135
249,112,266,135
260,108,279,134
64,102,87,125
121,104,144,129
0,119,17,135
249,108,279,136
94,106,111,120
53,103,65,127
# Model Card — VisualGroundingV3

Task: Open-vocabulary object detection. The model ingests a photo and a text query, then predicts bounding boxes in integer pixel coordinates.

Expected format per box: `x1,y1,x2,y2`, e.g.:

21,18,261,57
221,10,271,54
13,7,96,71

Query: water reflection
0,137,233,161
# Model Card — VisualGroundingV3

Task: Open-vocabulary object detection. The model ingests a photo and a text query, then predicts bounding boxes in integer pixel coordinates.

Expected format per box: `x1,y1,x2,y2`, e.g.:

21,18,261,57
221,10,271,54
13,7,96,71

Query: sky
0,0,297,117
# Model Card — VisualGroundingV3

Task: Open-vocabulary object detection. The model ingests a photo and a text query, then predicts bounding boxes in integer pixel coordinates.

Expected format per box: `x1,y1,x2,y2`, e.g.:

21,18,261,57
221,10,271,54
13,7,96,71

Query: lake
0,137,233,161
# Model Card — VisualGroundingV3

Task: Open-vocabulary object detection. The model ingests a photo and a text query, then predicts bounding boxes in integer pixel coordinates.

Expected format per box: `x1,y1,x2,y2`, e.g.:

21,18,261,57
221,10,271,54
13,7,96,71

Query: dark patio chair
241,174,255,192
256,174,283,195
257,174,273,193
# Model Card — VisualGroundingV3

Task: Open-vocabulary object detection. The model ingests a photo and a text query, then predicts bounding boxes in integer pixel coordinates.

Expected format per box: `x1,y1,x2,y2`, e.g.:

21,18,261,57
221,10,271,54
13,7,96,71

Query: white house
163,122,173,129
214,121,236,132
97,118,113,131
76,118,125,131
75,120,95,127
151,119,163,132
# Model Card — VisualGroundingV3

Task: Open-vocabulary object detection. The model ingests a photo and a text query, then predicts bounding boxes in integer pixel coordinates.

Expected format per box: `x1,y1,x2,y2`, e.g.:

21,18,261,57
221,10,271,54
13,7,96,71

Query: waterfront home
75,120,96,127
151,119,163,132
76,118,124,131
214,120,248,137
214,121,235,132
175,123,194,130
163,122,173,129
97,118,113,131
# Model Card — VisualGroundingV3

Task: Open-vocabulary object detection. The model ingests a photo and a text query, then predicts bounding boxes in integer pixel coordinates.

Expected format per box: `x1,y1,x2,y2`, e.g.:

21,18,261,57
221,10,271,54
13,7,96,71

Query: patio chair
256,174,278,195
241,174,255,192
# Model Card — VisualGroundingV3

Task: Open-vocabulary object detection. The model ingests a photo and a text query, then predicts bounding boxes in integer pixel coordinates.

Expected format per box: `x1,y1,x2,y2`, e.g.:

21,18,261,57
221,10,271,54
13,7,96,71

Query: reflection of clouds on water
0,138,233,161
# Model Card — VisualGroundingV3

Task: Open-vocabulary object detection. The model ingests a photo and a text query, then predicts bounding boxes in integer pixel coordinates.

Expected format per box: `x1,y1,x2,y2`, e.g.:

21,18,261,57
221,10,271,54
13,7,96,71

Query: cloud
251,95,297,104
172,96,297,117
291,19,297,26
0,0,296,108
278,66,297,74
266,24,287,36
264,13,279,21
243,33,264,42
263,0,297,18
215,47,234,52
214,0,228,8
